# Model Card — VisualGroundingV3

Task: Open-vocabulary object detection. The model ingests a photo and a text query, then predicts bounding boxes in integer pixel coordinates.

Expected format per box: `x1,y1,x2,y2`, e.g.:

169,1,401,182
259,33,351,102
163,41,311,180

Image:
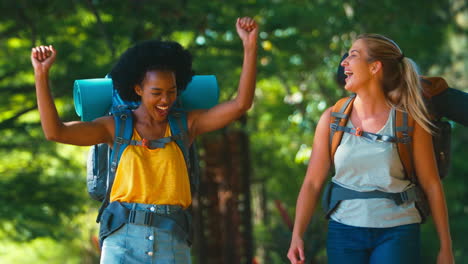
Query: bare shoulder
321,107,333,119
311,107,333,143
317,107,333,128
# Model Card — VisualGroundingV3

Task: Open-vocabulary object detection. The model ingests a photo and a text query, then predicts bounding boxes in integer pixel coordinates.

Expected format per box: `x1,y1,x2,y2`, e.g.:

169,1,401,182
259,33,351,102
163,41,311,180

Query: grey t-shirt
330,109,421,227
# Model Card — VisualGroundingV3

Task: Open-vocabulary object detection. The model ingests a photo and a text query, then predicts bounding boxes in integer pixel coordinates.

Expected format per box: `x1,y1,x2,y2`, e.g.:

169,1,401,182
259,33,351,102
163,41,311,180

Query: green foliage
0,169,85,240
0,0,466,263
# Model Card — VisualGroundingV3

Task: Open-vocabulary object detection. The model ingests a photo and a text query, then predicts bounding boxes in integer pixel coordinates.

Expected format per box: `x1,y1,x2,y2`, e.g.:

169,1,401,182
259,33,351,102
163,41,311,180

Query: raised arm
188,17,258,138
287,108,333,264
412,122,454,264
31,45,113,146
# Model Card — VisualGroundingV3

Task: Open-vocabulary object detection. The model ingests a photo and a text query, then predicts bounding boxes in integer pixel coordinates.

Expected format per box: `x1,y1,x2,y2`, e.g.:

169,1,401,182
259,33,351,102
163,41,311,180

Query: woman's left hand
437,248,455,264
236,17,258,48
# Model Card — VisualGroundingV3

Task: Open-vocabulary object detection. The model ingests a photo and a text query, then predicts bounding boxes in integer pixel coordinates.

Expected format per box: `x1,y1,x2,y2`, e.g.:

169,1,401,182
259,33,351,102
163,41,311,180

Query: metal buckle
121,114,127,120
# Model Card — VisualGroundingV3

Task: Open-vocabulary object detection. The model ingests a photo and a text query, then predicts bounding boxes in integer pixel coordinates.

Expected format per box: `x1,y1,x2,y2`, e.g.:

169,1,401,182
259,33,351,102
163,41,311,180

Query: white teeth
156,106,168,110
344,70,353,75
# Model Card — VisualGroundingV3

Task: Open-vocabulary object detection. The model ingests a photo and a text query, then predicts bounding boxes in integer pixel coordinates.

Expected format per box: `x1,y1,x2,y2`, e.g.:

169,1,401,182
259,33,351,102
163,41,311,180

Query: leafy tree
0,0,466,263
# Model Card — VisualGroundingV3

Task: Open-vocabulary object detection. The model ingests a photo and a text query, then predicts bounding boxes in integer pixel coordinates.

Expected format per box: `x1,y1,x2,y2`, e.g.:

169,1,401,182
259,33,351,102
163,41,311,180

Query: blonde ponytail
398,58,433,133
357,34,433,134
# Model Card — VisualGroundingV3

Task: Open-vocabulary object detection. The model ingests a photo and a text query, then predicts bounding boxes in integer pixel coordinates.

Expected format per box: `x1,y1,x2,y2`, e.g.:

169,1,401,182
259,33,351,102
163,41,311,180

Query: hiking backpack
73,75,218,222
86,108,198,200
322,76,452,222
93,107,201,222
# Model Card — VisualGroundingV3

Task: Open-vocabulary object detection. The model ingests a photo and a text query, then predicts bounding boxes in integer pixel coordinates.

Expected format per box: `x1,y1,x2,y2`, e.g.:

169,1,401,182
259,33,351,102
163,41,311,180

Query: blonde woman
287,34,454,264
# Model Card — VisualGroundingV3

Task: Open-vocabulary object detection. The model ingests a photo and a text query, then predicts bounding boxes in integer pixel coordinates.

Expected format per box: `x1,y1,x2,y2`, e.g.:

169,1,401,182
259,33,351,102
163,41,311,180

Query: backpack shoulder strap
110,109,134,172
394,110,433,221
168,108,190,166
168,108,201,194
394,109,416,182
96,108,133,222
329,94,356,161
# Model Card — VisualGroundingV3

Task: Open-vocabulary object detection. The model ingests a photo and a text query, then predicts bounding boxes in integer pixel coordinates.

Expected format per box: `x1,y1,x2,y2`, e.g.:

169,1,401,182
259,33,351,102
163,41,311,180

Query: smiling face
135,70,177,121
340,39,377,92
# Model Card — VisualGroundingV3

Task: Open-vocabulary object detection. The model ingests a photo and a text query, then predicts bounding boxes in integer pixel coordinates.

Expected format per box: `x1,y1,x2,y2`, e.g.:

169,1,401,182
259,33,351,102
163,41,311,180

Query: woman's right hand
31,45,56,74
437,247,455,264
236,17,258,49
287,235,306,264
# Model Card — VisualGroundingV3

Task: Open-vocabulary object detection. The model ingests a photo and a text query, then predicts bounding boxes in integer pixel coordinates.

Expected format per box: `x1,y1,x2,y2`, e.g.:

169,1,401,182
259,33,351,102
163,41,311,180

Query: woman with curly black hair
110,40,195,102
31,17,258,263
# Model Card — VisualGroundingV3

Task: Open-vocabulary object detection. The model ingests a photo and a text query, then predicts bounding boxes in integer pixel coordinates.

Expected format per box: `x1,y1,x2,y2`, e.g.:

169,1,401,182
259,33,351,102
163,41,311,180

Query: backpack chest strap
330,123,411,144
116,133,186,150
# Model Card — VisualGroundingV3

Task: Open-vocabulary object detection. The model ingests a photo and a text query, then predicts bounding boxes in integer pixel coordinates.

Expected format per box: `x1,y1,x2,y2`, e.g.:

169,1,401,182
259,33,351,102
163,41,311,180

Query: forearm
412,122,453,250
292,109,332,239
34,70,64,140
235,43,257,111
424,181,452,249
292,182,320,239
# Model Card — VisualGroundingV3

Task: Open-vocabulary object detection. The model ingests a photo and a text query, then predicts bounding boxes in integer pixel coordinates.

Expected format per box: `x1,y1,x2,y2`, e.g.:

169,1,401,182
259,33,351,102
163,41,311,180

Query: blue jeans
100,203,191,264
327,220,420,264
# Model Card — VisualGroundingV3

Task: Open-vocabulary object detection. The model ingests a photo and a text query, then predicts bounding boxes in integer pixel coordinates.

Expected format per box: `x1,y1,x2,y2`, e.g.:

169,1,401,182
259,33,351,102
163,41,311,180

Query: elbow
238,101,253,113
44,132,60,142
43,127,63,142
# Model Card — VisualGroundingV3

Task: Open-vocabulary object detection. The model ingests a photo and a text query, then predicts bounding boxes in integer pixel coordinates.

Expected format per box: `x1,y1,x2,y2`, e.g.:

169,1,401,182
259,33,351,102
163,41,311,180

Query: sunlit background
0,0,466,263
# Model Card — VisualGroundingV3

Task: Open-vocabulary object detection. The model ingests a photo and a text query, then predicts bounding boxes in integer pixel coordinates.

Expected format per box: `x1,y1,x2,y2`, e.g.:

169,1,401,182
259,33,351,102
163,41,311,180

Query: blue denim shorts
100,203,191,264
327,220,420,264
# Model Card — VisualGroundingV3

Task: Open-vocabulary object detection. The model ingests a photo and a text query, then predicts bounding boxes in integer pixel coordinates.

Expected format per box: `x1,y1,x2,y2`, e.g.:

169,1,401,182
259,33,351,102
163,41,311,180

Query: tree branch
0,105,37,130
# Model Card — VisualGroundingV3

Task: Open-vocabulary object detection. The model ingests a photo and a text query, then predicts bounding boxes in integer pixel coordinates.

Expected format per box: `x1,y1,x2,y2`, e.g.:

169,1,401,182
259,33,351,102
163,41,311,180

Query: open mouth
344,70,353,82
156,105,169,110
155,105,170,117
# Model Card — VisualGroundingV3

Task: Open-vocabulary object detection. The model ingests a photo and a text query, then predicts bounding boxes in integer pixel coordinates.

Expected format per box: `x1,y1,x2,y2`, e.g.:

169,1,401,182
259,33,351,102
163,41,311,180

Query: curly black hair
110,40,194,102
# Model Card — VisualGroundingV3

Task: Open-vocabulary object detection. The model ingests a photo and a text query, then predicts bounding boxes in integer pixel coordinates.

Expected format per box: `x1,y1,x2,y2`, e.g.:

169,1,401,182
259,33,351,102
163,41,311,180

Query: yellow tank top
110,124,192,208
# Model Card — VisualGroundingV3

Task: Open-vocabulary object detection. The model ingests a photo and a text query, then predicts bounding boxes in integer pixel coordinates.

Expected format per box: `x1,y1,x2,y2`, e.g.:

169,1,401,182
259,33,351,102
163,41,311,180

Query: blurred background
0,0,466,263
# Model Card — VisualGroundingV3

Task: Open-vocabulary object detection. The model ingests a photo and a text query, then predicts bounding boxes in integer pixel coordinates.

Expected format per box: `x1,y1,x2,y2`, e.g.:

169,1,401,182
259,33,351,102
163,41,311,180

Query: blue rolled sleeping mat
73,75,219,122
